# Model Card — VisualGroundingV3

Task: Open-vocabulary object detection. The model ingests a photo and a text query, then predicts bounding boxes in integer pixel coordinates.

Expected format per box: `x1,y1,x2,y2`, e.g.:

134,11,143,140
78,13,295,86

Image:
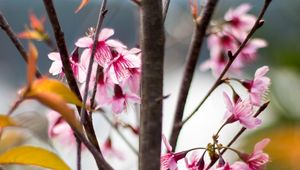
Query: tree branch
42,1,112,169
0,12,42,78
139,0,165,169
169,0,219,149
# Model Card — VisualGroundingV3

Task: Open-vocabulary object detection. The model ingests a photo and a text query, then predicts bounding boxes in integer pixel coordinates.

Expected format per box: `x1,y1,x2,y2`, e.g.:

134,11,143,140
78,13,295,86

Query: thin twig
0,12,42,78
80,0,107,133
169,0,219,149
139,0,165,169
182,0,272,125
76,137,82,170
73,128,113,170
163,0,171,22
205,101,270,169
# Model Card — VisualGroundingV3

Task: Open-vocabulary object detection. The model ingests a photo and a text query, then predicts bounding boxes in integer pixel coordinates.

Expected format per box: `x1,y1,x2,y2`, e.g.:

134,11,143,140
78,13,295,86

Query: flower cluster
161,136,270,170
48,28,141,114
161,3,271,170
201,3,267,76
47,28,141,157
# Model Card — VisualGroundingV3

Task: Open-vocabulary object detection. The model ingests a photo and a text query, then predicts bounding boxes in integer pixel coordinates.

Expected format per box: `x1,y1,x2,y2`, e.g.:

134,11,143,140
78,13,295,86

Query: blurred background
0,0,299,169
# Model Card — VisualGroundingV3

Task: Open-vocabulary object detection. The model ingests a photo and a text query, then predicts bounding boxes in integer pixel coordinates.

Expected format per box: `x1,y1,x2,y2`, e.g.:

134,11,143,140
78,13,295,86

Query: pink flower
240,138,270,170
184,151,203,170
224,3,256,37
75,28,126,67
201,32,242,76
48,52,63,76
102,136,124,160
123,67,141,94
106,48,141,84
110,84,140,114
243,66,271,106
48,49,86,83
47,111,81,147
223,92,261,129
160,135,187,170
216,162,249,170
239,39,267,63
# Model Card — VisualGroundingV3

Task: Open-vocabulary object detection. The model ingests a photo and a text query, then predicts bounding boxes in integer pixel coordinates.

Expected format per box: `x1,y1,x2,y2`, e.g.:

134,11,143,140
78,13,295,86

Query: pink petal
75,37,93,48
124,54,141,68
80,49,92,70
112,97,125,113
232,3,252,16
126,92,141,104
106,39,127,48
223,92,234,111
49,61,63,75
254,138,270,151
255,66,269,78
162,134,173,152
99,28,114,41
48,52,61,61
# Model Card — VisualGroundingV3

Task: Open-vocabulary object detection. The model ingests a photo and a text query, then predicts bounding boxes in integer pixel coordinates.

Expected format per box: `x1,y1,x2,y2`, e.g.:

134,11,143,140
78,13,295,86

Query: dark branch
42,1,112,169
169,0,219,149
139,0,165,169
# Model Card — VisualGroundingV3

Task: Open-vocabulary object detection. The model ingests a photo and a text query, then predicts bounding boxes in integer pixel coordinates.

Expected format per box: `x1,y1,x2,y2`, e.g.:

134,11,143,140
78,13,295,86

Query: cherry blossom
106,48,141,84
102,136,124,160
224,3,256,37
215,162,249,170
239,138,270,170
75,28,126,67
242,66,271,106
110,84,140,114
160,135,187,170
201,32,242,75
184,151,203,170
48,49,86,83
223,92,261,129
47,111,78,146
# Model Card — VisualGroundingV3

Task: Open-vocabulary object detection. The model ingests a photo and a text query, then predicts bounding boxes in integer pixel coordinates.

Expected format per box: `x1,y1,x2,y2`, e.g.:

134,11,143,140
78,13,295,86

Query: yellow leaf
33,92,83,133
0,115,16,128
28,78,82,107
75,0,89,13
18,30,45,41
27,42,38,85
0,146,71,170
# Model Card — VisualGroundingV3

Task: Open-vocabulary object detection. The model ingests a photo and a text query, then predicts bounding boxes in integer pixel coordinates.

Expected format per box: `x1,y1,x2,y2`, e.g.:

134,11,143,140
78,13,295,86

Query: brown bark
139,0,165,169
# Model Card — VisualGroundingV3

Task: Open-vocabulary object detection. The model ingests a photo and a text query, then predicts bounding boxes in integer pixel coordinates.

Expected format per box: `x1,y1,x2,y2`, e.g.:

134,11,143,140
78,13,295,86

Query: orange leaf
33,92,82,133
29,12,45,32
75,0,89,13
27,42,38,85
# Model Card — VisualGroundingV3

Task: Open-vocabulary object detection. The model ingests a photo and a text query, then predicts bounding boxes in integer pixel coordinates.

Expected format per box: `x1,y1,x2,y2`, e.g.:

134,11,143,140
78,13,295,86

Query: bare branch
169,0,219,149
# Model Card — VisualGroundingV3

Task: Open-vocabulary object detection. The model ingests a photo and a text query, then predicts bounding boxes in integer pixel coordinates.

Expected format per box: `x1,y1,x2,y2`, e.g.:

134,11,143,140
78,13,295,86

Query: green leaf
0,146,71,170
